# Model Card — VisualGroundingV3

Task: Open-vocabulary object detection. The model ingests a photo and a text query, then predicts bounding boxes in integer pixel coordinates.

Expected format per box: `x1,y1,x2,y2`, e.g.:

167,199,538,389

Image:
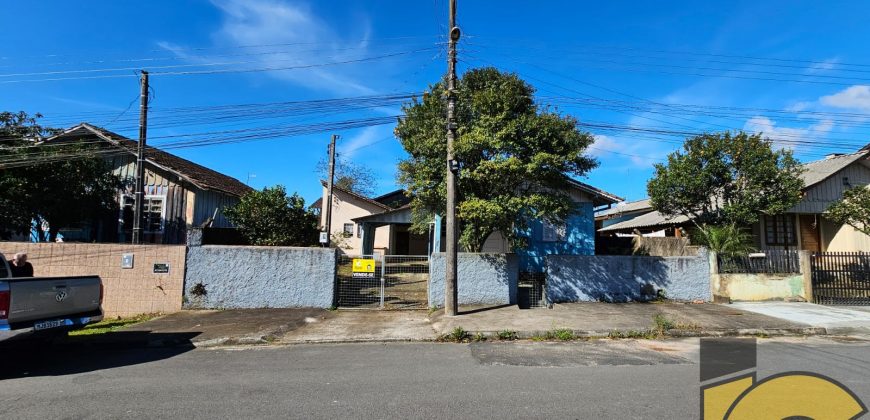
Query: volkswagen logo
55,291,68,302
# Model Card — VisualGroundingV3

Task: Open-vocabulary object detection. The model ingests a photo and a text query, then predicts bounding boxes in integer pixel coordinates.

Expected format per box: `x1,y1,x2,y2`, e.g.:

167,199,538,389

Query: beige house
598,146,870,252
319,182,413,256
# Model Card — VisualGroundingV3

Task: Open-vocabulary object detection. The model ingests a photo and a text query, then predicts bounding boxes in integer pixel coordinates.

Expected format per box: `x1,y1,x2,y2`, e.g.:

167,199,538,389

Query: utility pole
323,134,339,248
132,70,149,245
444,0,460,316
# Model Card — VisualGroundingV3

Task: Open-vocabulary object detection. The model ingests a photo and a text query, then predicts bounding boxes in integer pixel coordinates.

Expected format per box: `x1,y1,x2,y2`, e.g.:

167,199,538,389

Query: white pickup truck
0,253,103,333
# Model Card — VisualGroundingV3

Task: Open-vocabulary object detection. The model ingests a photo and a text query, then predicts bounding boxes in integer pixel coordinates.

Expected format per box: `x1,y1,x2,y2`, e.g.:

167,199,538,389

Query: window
357,224,363,238
542,220,566,242
765,215,796,246
143,197,165,233
343,223,354,236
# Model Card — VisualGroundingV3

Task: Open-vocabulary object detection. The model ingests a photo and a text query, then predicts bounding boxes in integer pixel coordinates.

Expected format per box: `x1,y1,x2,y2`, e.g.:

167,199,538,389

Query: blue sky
3,1,870,204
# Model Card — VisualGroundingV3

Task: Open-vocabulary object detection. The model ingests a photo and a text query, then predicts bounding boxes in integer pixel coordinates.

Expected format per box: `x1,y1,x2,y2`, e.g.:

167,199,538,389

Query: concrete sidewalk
729,302,870,335
430,303,821,338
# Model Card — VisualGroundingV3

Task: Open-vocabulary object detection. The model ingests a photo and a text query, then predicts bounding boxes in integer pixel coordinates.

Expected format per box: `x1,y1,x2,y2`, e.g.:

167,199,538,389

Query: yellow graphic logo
701,338,866,419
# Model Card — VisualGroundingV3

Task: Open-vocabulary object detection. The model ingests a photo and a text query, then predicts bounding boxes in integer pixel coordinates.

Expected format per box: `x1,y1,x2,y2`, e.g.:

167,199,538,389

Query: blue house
354,179,622,272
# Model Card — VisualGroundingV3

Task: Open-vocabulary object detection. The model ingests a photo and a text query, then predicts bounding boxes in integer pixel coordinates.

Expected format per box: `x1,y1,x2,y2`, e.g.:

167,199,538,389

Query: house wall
320,187,391,255
429,252,519,307
790,161,870,213
517,201,596,272
107,155,193,244
545,249,711,302
184,245,337,309
192,189,239,228
821,217,870,251
0,242,185,317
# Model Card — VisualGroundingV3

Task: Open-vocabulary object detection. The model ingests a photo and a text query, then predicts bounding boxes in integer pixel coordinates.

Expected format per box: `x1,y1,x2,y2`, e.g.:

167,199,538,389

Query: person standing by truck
9,253,33,277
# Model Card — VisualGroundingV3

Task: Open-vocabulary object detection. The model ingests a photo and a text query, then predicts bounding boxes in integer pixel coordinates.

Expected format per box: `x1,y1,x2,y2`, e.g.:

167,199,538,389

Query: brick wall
0,242,185,318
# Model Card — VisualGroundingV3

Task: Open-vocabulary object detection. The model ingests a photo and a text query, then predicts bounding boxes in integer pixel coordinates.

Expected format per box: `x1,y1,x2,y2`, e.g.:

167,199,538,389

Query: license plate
33,319,67,331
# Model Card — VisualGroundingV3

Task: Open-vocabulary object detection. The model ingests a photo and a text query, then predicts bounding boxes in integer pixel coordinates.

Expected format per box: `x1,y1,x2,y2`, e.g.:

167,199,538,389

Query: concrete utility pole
132,70,149,245
324,134,339,248
445,0,461,316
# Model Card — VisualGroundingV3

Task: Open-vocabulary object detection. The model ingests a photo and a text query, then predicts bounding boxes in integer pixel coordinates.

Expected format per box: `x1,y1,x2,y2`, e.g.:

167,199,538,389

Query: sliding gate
336,255,429,309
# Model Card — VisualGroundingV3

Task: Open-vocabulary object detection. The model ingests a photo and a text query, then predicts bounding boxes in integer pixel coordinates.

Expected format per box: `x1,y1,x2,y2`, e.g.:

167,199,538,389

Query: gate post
799,250,813,302
379,254,386,309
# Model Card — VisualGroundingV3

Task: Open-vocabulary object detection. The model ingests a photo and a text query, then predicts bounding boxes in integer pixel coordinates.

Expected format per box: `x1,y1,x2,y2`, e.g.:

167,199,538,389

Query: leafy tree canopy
827,186,870,236
316,155,377,197
223,185,319,246
648,131,804,228
0,111,119,241
395,67,598,251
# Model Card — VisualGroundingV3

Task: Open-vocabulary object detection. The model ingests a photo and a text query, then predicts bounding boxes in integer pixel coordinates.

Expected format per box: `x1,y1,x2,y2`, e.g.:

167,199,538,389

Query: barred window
542,220,566,242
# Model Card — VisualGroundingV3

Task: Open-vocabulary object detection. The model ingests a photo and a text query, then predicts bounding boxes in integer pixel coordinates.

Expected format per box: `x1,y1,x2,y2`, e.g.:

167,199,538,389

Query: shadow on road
0,331,200,380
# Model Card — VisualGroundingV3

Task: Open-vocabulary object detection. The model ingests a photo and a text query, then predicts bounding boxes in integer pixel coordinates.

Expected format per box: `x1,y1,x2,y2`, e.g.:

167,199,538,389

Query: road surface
1,337,868,419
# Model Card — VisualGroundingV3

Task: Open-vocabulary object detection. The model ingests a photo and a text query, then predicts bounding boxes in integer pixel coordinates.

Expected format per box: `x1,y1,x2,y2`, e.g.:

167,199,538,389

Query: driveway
729,302,870,334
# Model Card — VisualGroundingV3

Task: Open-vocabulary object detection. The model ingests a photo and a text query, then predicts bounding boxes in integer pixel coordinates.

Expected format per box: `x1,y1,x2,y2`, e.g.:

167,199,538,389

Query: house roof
309,197,323,210
352,204,412,225
565,178,624,206
599,148,870,233
596,198,652,219
598,210,690,232
44,123,252,197
800,151,869,189
320,180,393,211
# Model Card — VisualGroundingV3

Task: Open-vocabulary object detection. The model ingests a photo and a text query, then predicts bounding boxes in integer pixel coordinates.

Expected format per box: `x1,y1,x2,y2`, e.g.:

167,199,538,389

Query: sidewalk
429,303,821,338
72,302,829,348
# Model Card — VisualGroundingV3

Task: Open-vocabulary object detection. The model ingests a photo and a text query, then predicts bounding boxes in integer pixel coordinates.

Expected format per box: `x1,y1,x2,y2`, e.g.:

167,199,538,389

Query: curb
444,326,828,340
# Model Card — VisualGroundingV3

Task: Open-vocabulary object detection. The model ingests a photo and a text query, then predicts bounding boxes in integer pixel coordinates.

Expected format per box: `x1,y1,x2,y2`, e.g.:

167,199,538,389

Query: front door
799,215,821,252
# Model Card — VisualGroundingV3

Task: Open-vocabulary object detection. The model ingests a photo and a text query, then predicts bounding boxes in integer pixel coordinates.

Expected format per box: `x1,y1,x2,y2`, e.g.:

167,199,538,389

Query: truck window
0,260,8,278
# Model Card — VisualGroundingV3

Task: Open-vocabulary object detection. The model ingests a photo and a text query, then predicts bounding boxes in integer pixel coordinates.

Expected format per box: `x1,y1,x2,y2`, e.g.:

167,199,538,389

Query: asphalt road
1,337,869,419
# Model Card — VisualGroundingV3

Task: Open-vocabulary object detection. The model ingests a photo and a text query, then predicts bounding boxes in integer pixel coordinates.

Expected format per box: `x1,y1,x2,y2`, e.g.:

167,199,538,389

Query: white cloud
743,116,834,150
820,85,870,111
160,0,376,95
806,58,839,74
337,125,391,160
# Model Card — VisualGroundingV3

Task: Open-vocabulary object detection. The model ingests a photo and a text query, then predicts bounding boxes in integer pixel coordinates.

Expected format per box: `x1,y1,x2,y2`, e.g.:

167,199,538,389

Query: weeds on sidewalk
439,326,471,343
607,329,658,339
68,313,158,336
497,330,518,341
529,328,583,341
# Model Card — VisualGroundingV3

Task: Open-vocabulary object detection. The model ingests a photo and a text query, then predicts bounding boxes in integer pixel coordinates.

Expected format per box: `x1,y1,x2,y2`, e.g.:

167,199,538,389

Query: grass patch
496,330,518,341
68,313,158,336
547,328,575,341
439,326,471,343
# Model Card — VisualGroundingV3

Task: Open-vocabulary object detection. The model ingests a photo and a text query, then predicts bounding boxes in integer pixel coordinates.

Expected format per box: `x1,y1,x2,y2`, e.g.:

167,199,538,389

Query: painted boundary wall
546,249,711,302
429,253,518,307
184,245,337,309
710,251,811,302
0,242,185,317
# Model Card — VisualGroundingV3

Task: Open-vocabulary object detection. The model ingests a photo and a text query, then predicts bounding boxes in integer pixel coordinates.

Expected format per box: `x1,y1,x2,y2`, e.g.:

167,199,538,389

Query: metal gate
336,255,429,309
811,252,870,305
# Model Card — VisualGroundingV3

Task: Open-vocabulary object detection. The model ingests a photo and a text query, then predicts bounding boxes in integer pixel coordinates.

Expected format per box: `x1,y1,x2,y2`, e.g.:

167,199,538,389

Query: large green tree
223,185,319,246
647,131,804,228
395,67,598,252
827,186,870,236
0,111,119,241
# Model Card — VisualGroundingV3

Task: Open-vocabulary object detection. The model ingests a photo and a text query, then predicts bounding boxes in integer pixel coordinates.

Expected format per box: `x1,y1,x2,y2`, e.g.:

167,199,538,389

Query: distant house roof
565,178,624,206
43,123,252,197
320,180,393,211
599,210,689,232
596,198,652,219
599,149,870,233
309,197,323,210
372,189,412,208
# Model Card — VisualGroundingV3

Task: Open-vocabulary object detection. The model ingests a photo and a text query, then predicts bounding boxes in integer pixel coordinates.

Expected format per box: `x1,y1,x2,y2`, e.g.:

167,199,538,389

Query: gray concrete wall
185,245,337,309
546,249,711,302
429,253,519,307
